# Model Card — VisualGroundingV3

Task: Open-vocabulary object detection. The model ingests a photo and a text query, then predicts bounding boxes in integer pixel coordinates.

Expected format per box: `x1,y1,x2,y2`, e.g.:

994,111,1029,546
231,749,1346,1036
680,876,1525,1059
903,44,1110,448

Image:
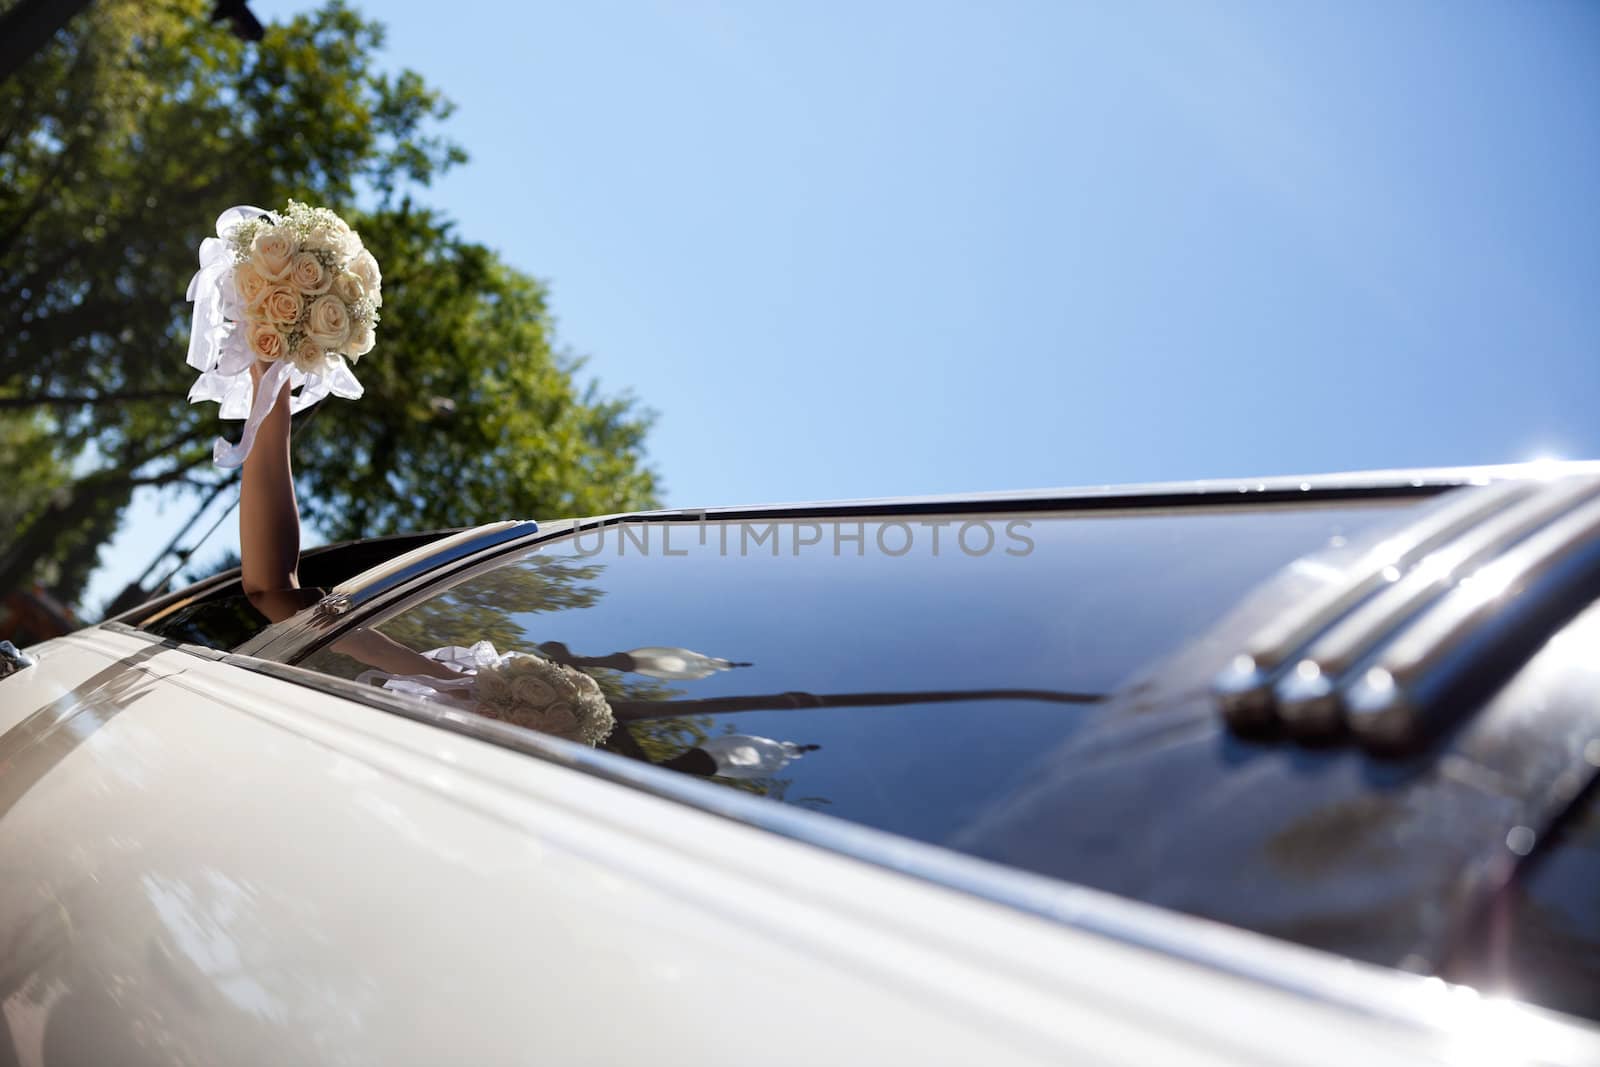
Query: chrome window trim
83,618,1600,1057
107,527,476,630
233,519,546,661
0,640,38,677
329,520,538,602
633,459,1600,518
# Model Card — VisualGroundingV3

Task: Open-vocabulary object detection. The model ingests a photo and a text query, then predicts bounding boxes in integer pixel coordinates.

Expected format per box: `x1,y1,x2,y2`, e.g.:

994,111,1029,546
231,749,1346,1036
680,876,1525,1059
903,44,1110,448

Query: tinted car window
301,504,1402,849
142,589,322,649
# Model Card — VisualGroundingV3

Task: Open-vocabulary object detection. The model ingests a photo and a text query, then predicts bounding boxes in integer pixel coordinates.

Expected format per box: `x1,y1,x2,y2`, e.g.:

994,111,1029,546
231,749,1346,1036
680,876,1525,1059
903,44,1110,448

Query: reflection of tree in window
318,550,825,800
619,713,712,764
584,666,685,710
373,554,608,656
607,712,807,803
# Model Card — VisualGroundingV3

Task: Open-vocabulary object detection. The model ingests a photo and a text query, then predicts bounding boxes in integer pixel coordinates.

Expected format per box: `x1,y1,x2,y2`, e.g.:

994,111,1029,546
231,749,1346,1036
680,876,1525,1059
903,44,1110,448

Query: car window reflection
299,505,1403,818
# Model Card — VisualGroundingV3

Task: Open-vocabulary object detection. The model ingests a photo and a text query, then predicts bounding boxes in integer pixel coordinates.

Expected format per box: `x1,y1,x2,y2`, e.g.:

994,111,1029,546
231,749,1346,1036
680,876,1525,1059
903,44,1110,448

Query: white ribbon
185,204,366,468
210,358,290,468
354,642,503,702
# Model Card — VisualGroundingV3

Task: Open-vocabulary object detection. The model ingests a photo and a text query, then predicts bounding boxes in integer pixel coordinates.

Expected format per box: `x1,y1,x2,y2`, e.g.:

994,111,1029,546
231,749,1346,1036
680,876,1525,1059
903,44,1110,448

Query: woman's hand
249,356,290,396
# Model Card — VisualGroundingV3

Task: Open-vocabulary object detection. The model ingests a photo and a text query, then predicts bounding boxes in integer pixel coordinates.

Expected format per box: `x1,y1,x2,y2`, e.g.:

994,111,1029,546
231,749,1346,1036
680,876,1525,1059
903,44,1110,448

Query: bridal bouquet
185,203,381,467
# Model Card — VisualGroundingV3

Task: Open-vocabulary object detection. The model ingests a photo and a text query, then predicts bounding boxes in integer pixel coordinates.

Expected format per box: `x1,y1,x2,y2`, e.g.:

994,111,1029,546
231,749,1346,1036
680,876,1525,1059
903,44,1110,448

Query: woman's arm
240,362,304,621
235,363,459,681
333,626,465,681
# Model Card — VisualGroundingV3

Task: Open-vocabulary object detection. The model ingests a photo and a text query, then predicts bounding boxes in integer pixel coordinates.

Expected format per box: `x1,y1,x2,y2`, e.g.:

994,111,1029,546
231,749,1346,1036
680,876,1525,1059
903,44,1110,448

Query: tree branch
0,438,211,596
0,127,92,254
0,389,178,410
0,24,93,163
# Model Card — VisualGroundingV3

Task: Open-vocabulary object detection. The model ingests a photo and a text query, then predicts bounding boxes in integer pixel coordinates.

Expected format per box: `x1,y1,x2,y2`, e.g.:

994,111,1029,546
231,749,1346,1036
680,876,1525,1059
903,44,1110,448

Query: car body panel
5,464,1600,1063
4,626,1597,1066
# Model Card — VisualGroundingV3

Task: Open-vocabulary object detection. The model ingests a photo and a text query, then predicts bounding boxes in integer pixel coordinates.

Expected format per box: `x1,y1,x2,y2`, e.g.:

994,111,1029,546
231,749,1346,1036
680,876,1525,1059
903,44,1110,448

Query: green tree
0,0,658,610
0,411,102,599
294,206,658,542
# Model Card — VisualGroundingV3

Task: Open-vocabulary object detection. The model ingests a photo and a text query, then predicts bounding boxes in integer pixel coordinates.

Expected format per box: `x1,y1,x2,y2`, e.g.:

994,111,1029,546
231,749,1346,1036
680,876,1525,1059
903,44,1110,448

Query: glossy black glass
301,503,1405,843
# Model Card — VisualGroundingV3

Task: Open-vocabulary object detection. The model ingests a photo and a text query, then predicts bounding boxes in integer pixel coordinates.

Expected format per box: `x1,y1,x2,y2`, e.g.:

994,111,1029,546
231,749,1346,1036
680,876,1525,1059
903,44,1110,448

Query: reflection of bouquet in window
474,652,616,746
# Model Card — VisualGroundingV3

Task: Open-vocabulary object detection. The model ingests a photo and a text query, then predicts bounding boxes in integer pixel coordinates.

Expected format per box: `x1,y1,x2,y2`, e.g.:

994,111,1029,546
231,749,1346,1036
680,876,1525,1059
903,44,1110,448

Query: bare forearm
239,369,299,595
332,628,464,680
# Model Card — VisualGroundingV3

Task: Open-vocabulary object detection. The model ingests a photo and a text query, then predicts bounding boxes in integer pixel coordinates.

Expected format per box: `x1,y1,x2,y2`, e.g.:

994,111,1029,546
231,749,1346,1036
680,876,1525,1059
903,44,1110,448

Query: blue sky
84,0,1600,612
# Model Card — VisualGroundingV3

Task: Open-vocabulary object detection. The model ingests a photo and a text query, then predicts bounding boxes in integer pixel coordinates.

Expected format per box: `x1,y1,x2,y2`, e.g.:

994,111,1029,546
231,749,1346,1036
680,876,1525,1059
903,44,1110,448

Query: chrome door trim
1345,491,1600,747
1213,473,1600,741
0,640,37,677
1214,480,1536,728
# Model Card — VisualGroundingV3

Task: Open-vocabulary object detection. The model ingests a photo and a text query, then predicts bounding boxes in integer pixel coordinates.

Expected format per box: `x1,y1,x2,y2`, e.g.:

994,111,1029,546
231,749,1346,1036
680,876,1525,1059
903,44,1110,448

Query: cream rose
258,285,302,327
249,226,297,282
350,250,382,306
289,251,331,296
336,224,363,260
330,270,365,305
344,318,375,359
247,321,287,362
291,335,326,373
305,295,351,351
234,262,268,311
306,221,361,260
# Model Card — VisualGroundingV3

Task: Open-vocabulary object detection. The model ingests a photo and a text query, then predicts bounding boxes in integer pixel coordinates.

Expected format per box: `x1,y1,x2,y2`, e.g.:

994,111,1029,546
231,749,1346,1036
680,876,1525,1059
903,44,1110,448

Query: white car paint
0,625,1596,1066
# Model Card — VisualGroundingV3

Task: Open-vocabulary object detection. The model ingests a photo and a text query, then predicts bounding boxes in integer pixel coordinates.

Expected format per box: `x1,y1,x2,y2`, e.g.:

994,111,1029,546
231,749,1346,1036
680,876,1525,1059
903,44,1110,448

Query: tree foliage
0,0,659,608
295,207,658,541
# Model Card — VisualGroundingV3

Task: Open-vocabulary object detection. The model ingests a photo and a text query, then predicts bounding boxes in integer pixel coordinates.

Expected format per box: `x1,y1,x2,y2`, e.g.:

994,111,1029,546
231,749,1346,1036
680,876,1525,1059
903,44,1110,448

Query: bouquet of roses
228,201,381,371
186,202,381,467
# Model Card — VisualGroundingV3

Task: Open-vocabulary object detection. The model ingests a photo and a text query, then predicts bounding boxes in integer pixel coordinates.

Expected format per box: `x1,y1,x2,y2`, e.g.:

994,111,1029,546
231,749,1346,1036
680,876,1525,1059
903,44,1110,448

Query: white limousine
2,463,1598,1065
